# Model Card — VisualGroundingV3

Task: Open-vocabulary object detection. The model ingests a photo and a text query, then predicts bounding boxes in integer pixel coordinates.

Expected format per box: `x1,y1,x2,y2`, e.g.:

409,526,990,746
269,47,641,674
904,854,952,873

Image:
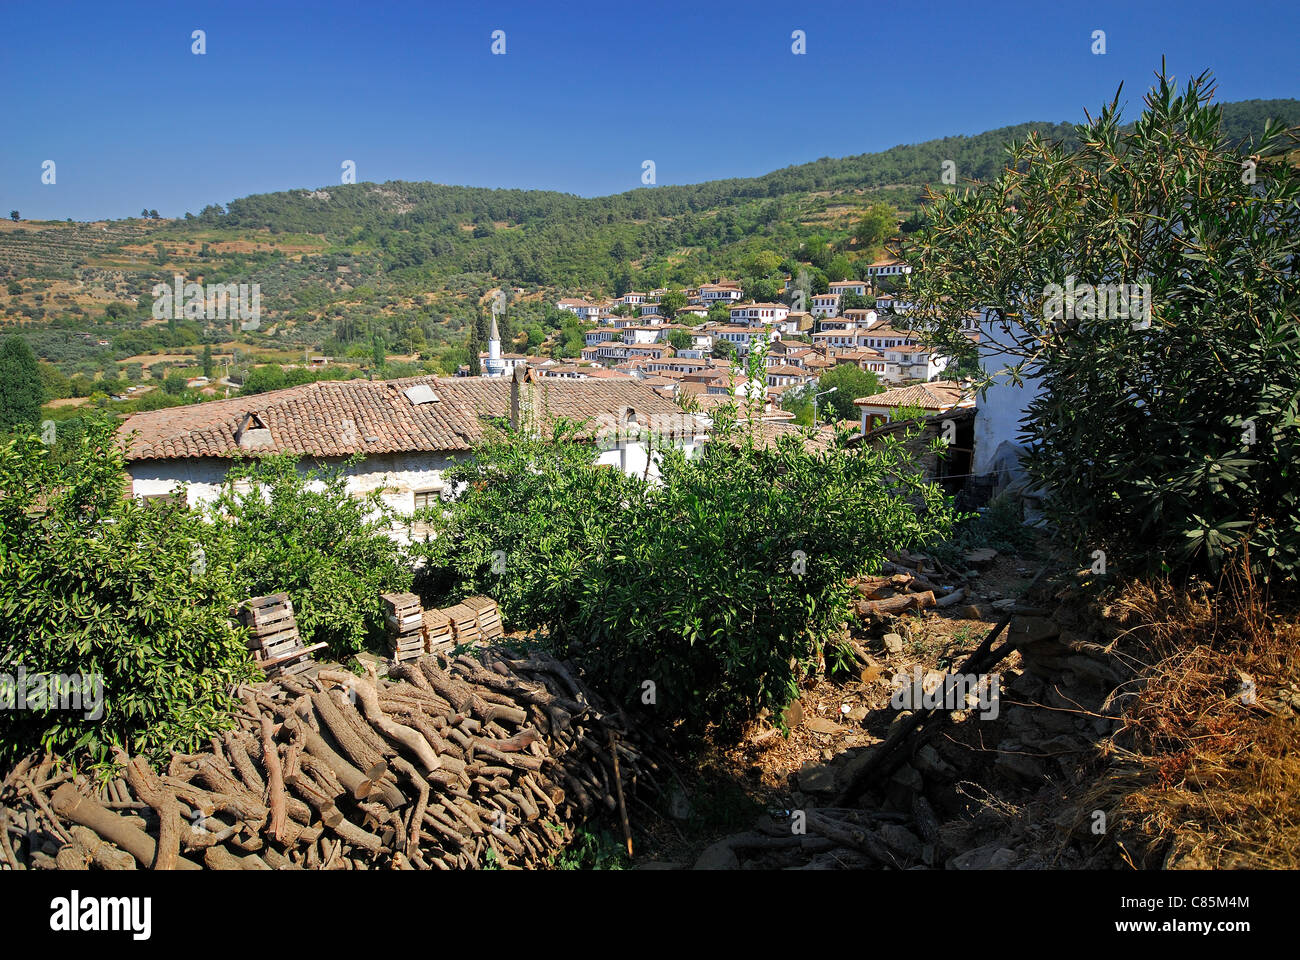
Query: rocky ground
629,540,1135,870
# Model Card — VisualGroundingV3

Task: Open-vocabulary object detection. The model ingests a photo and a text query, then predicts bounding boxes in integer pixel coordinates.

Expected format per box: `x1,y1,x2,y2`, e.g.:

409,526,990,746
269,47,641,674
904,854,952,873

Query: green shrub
415,419,636,632
425,409,956,737
0,418,256,766
904,68,1300,581
929,494,1036,568
205,455,413,655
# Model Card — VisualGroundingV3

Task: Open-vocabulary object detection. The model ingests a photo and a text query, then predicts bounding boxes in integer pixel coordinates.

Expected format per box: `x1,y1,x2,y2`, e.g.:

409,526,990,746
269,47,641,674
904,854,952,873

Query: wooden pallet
239,594,325,678
461,595,504,641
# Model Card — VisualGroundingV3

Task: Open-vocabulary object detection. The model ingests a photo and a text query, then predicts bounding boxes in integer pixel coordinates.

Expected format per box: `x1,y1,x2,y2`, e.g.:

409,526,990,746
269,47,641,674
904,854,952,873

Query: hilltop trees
855,202,898,260
904,67,1300,580
0,335,44,431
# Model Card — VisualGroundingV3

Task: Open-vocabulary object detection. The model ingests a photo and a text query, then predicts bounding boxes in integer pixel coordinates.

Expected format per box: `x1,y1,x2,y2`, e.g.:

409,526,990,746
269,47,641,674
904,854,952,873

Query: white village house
118,375,703,536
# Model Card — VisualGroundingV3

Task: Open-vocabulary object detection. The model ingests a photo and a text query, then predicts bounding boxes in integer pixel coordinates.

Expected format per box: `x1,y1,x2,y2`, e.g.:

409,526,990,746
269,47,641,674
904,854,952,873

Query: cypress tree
0,335,44,431
467,332,482,376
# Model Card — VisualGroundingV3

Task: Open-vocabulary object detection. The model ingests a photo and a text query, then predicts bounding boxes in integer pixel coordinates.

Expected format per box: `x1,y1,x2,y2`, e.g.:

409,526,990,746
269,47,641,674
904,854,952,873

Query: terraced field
0,218,160,273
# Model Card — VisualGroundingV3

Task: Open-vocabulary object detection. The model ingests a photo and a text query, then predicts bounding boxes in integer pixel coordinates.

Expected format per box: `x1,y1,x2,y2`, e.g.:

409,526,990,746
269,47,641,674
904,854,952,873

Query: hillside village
114,260,1007,525
473,264,977,417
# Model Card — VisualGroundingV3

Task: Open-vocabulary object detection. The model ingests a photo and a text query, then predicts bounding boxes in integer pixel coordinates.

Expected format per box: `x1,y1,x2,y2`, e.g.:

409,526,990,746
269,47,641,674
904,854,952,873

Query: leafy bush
0,418,256,766
205,455,413,655
425,409,956,736
905,68,1300,581
415,419,636,631
0,335,44,431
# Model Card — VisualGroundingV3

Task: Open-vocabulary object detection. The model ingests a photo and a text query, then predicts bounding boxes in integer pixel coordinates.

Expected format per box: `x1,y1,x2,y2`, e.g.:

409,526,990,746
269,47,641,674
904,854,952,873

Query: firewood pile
0,648,662,871
852,555,966,619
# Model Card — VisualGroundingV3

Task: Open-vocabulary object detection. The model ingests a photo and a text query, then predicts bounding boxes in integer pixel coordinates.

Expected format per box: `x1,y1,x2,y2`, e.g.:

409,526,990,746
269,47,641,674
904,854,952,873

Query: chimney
509,364,526,430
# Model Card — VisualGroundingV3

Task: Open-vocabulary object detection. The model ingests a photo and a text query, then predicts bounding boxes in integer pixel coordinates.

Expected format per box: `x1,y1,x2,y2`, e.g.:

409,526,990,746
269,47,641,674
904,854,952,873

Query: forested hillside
2,97,1296,416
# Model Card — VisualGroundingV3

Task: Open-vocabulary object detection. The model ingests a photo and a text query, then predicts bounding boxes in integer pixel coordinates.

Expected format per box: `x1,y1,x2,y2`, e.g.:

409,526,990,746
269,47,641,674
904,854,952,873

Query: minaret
484,313,505,377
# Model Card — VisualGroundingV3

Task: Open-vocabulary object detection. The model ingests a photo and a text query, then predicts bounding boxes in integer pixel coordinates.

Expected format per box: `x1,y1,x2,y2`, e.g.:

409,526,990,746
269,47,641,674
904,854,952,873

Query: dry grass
1093,560,1300,869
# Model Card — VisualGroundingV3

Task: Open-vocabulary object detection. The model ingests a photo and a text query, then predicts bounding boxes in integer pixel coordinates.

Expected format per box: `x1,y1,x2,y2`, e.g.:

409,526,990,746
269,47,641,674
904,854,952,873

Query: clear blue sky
4,0,1298,221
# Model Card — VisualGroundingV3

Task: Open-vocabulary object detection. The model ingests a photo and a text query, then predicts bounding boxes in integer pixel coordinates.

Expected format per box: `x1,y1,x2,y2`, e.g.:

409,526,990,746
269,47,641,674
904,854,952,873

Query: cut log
51,783,201,870
116,750,182,871
319,669,442,775
856,590,936,618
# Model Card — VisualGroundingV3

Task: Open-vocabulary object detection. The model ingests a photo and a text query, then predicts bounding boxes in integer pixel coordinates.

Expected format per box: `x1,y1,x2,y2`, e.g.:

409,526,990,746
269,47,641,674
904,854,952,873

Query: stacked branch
851,555,965,619
0,647,662,871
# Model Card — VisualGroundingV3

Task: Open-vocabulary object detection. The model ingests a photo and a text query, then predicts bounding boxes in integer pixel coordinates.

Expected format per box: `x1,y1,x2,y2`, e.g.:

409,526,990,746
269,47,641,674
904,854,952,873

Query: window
140,488,187,509
413,489,441,511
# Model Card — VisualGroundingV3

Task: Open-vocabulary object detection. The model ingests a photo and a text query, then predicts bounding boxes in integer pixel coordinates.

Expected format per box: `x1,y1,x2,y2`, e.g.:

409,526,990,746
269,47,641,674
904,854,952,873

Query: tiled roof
852,381,974,411
739,419,835,452
119,375,692,461
837,348,885,360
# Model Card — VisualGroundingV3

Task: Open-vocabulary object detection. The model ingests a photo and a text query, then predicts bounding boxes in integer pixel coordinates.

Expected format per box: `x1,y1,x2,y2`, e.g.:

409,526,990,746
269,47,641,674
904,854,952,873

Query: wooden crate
422,608,454,654
461,595,504,641
239,594,325,679
382,592,427,662
442,603,481,645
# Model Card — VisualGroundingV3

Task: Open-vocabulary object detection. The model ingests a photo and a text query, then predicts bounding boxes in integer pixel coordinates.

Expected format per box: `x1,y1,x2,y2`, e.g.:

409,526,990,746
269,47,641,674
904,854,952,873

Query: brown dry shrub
1093,560,1300,868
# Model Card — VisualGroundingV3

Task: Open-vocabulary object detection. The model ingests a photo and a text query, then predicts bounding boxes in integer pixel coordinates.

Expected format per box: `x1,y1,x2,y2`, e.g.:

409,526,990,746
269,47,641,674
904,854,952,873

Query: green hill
3,97,1297,395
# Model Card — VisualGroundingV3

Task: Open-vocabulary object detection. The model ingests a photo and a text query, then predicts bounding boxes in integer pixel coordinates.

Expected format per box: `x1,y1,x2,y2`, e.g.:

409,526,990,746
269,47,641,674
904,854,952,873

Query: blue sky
4,0,1298,221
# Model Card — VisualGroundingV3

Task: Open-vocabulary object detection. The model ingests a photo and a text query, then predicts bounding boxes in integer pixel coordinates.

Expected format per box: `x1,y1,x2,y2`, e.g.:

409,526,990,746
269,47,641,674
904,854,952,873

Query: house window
140,488,187,509
413,489,443,511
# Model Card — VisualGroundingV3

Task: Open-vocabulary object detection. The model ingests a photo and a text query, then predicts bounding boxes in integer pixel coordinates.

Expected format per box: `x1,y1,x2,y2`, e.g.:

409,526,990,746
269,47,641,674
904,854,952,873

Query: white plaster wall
972,314,1043,476
128,440,703,515
128,452,458,514
595,438,702,483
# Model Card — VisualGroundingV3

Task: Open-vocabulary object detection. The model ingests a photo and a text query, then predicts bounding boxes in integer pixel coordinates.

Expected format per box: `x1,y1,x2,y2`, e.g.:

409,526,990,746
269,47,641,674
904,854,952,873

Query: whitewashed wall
128,452,458,513
128,441,703,517
973,313,1043,477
